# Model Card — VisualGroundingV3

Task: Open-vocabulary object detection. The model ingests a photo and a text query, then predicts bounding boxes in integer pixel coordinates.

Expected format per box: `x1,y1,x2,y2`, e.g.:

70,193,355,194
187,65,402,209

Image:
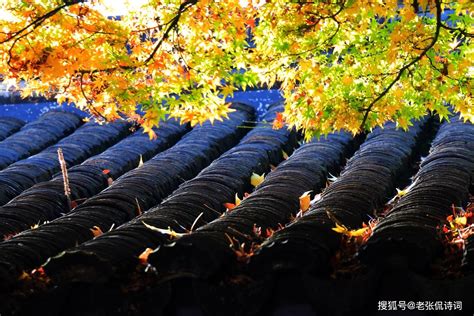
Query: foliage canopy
0,0,472,138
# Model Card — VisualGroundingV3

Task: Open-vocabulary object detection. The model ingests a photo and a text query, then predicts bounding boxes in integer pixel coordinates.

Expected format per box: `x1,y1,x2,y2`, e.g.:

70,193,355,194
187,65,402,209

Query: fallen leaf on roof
90,226,103,237
224,193,241,211
299,190,312,212
332,223,349,234
138,248,154,265
251,172,265,187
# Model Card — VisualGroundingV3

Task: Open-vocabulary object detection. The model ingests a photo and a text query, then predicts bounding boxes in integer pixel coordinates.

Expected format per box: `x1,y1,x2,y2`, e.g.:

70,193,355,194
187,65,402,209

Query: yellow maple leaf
396,188,409,197
143,125,157,140
348,226,369,237
454,216,467,226
250,172,265,187
342,76,353,85
221,85,235,97
235,193,242,207
332,223,349,234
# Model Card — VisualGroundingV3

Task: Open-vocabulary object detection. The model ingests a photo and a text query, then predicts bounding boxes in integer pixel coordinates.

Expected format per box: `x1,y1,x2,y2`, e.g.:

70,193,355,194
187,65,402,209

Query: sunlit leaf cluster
0,0,472,138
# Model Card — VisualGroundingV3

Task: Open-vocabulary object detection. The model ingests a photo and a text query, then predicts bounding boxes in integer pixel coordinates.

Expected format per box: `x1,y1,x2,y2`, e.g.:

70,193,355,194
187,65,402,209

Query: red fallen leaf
224,193,242,211
139,248,154,265
70,200,78,209
31,266,46,277
224,202,236,210
442,225,450,234
265,227,275,238
102,169,111,175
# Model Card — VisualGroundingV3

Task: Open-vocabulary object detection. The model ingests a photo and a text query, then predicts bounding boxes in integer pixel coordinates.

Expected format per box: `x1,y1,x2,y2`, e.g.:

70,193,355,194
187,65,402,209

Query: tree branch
358,0,443,132
440,22,474,38
143,0,197,65
0,0,84,44
76,0,198,75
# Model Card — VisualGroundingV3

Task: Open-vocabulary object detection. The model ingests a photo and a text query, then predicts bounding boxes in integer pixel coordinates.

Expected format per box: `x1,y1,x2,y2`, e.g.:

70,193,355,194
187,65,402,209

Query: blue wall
0,89,283,122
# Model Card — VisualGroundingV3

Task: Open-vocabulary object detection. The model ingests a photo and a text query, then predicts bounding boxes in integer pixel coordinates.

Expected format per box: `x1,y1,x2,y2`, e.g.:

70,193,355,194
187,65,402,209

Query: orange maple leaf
299,190,312,212
272,112,285,129
90,226,103,237
138,248,154,265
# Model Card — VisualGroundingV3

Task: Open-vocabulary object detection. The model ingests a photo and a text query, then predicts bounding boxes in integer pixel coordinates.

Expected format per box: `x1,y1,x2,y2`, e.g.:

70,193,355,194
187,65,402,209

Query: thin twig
57,148,72,210
358,0,443,131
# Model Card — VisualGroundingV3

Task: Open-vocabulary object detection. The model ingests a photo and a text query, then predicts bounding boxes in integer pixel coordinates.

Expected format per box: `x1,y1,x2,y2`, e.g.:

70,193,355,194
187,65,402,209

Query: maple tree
0,0,472,138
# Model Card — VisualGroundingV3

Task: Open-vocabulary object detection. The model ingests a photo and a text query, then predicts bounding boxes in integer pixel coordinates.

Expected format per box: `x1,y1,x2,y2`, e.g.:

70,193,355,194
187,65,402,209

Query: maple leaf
224,193,242,210
90,225,103,237
138,248,154,265
246,18,256,29
395,188,408,197
332,223,349,234
31,266,46,278
454,216,467,226
388,178,418,204
142,125,157,140
224,202,236,210
221,85,235,97
348,226,370,237
272,112,285,129
441,202,474,248
250,172,265,187
341,76,353,86
299,190,312,212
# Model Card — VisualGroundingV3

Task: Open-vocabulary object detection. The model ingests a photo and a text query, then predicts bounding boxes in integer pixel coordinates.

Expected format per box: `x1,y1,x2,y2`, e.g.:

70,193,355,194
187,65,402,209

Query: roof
0,102,472,316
